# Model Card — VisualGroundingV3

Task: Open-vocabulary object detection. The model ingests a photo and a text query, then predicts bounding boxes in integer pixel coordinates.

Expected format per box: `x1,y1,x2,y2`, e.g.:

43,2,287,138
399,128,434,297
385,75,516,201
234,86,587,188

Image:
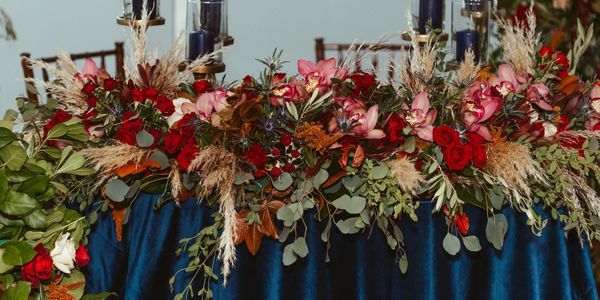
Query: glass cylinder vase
186,0,225,62
450,0,491,64
411,0,445,34
121,0,161,20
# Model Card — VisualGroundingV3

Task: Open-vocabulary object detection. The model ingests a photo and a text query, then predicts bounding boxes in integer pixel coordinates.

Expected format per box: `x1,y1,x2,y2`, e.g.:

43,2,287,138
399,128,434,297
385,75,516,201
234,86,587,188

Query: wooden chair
20,42,125,104
315,38,411,82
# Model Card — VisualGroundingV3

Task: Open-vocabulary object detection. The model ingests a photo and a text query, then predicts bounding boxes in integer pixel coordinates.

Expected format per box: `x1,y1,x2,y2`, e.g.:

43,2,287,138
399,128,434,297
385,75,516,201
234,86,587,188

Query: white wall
0,0,421,113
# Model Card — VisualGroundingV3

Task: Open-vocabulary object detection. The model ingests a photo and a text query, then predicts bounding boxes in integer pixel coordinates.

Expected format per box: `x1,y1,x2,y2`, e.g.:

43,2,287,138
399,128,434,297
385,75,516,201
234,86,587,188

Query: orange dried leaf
245,224,264,256
557,75,580,95
321,170,347,189
116,159,161,178
258,209,279,239
111,206,126,242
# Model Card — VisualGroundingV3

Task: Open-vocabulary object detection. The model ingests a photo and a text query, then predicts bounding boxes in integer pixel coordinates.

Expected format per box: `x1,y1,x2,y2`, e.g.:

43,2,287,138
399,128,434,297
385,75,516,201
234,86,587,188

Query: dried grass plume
387,158,425,195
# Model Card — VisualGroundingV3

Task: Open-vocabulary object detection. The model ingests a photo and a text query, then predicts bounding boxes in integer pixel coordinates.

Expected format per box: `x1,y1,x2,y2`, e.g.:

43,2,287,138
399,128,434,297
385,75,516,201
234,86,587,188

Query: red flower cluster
539,45,570,79
193,80,212,94
178,143,200,170
433,126,487,171
244,144,268,177
21,244,53,287
115,112,143,145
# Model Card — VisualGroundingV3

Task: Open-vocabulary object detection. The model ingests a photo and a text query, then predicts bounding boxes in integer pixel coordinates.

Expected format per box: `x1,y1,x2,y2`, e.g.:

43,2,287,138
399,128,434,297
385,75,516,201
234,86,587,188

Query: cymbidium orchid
404,92,437,141
352,105,386,140
77,58,109,82
271,78,306,105
462,81,502,141
585,83,600,130
167,98,196,127
490,64,527,96
297,58,347,92
526,83,553,110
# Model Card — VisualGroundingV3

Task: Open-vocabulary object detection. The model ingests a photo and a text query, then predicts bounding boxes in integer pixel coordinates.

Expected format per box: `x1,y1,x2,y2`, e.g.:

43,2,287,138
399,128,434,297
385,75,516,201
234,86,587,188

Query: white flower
167,98,196,128
542,122,558,138
50,233,76,274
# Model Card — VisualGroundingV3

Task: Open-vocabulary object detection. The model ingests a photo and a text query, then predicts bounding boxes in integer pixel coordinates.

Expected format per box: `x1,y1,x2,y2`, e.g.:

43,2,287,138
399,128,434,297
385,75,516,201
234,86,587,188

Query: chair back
315,38,411,83
21,42,125,105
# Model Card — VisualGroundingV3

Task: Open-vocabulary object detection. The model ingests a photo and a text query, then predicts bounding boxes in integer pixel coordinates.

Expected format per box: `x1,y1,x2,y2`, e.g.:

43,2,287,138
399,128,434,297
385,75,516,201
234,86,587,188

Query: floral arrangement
499,0,600,79
9,7,600,300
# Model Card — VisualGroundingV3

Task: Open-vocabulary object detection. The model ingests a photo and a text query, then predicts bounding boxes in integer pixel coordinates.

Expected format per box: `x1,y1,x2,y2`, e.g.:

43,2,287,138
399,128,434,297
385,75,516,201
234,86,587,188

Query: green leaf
136,130,155,148
149,151,169,170
81,292,118,300
488,188,505,210
461,235,482,252
0,128,16,149
335,217,362,234
399,254,408,274
55,152,86,175
0,191,37,216
341,175,363,193
331,195,366,214
18,175,49,197
61,269,85,299
311,169,329,188
292,237,309,258
442,233,461,255
0,280,31,300
282,244,297,266
0,170,7,202
486,214,508,250
23,209,48,229
0,145,27,171
104,179,130,203
272,172,293,191
1,241,35,266
371,165,389,180
47,124,69,139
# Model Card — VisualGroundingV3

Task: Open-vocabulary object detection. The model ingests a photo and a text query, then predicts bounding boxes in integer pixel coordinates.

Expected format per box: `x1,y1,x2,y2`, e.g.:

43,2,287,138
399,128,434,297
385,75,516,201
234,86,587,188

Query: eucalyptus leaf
149,151,170,170
371,165,389,180
331,195,366,214
136,130,155,148
341,175,362,193
292,237,309,258
104,179,130,203
311,169,329,188
272,172,293,191
486,214,508,250
399,254,408,274
282,243,297,266
461,235,482,252
442,233,461,255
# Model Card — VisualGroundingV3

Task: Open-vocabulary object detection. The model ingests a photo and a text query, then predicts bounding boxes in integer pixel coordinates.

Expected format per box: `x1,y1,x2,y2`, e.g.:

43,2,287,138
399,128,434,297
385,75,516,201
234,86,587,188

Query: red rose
193,80,211,94
177,143,200,170
270,166,282,178
470,143,487,168
443,143,473,171
466,133,485,146
155,96,175,116
44,109,70,133
21,244,53,287
174,113,198,136
82,82,96,95
350,72,376,95
433,125,460,148
115,117,143,145
87,95,98,107
144,88,159,101
280,134,292,146
103,78,118,91
244,144,268,170
454,211,469,235
539,45,553,59
147,128,163,148
385,114,406,145
75,245,90,267
164,131,183,154
130,89,145,102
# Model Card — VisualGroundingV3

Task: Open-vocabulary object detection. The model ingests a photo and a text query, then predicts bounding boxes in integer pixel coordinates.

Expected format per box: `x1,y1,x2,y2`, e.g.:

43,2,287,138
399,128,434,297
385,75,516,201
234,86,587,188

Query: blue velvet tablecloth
83,194,598,300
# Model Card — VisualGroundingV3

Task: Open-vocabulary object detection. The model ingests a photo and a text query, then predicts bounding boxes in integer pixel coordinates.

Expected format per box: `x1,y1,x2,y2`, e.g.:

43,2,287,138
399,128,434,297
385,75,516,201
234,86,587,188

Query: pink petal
316,58,337,73
498,64,517,86
364,105,379,130
480,99,500,121
424,109,437,126
476,126,493,141
365,129,386,139
297,60,317,77
196,94,214,116
327,116,339,133
82,59,99,77
534,100,554,111
592,83,600,100
416,126,434,142
412,92,430,112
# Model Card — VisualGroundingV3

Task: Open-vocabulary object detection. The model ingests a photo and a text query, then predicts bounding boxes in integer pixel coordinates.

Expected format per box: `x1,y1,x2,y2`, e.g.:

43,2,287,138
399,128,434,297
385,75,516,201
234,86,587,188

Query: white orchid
167,98,196,128
50,233,77,274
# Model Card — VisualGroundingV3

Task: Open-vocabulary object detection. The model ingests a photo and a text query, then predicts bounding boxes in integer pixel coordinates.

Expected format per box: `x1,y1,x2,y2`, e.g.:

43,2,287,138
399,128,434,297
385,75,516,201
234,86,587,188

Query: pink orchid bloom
327,97,366,133
82,59,99,77
525,83,553,111
404,92,437,141
297,58,347,92
87,124,105,139
352,105,386,139
490,64,527,96
196,89,229,119
462,81,502,141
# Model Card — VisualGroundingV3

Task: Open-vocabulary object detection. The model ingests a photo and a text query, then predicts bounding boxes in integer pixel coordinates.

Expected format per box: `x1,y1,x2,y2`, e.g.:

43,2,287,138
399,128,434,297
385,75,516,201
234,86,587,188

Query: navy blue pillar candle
418,0,444,34
456,29,480,62
188,30,215,60
201,1,222,37
132,0,158,20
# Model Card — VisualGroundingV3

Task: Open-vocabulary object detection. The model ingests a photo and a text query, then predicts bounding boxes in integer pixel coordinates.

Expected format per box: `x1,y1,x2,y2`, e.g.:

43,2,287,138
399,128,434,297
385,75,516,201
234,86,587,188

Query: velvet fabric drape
84,194,598,300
